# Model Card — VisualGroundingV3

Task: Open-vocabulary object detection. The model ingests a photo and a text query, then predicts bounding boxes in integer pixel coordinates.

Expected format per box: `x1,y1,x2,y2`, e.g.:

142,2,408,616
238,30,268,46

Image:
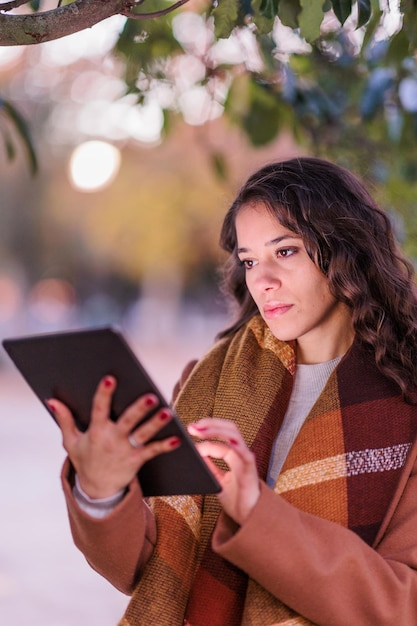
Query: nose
248,261,282,293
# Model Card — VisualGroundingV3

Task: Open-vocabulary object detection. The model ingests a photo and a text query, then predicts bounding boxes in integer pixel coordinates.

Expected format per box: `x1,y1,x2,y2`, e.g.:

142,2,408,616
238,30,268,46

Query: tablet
2,327,221,497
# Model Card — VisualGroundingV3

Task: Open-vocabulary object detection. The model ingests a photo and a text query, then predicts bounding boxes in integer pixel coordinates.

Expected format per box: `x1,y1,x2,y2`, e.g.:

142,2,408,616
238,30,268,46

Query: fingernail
145,395,157,407
103,376,113,388
160,409,171,421
46,400,57,413
229,438,239,445
169,437,181,447
192,424,207,431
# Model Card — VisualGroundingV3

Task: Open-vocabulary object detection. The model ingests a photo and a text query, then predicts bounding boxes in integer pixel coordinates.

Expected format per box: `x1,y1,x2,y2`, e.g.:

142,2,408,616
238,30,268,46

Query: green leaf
331,0,352,25
243,81,281,145
360,2,382,51
299,0,325,42
357,0,372,28
258,33,279,73
252,0,275,35
402,1,417,48
225,72,288,146
0,100,38,175
259,0,278,20
278,0,301,28
250,0,275,33
386,30,411,65
211,151,228,180
224,73,251,120
213,0,239,39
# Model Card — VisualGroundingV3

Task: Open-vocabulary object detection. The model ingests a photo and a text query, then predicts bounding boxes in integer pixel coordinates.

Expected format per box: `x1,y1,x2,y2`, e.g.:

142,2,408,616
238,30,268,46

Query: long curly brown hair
218,157,417,403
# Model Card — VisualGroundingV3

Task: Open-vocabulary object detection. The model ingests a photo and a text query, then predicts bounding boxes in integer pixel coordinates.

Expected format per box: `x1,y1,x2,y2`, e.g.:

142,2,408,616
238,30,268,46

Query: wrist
236,483,261,525
75,474,126,501
73,475,126,519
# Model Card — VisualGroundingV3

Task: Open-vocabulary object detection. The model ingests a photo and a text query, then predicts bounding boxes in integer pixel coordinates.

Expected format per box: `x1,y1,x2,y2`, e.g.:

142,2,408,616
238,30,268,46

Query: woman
51,157,417,625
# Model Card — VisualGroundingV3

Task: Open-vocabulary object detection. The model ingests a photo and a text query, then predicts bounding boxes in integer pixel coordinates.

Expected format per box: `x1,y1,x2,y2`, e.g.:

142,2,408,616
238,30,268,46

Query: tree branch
122,0,189,19
0,0,31,12
0,0,135,45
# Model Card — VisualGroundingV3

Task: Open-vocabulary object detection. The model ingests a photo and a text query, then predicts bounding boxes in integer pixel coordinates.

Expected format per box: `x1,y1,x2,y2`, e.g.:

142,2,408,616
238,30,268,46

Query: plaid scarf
119,315,417,626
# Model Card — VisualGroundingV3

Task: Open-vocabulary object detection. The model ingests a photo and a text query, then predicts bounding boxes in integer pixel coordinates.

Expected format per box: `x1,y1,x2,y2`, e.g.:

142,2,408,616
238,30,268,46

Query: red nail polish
47,400,56,413
104,377,113,388
160,409,171,421
169,437,180,447
145,395,157,407
229,438,239,445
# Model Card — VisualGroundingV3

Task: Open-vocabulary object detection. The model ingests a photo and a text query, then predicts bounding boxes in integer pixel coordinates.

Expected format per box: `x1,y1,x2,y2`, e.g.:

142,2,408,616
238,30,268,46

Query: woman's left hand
188,418,260,525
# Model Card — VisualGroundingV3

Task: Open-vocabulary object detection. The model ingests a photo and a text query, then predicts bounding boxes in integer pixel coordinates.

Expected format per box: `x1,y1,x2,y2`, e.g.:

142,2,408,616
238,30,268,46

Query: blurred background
0,15,298,626
1,1,417,624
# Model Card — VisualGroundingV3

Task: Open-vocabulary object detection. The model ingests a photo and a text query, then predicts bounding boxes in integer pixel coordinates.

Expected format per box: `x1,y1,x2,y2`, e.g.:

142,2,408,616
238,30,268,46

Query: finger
46,398,81,452
194,439,232,459
90,375,116,427
197,454,226,486
195,438,257,475
194,440,247,468
127,407,172,448
188,419,248,448
133,435,181,469
189,417,241,437
193,439,240,476
116,394,160,435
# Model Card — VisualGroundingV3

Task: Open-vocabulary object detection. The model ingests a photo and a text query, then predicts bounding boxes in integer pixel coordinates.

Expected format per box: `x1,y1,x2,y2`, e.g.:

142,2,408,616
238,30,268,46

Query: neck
296,329,355,365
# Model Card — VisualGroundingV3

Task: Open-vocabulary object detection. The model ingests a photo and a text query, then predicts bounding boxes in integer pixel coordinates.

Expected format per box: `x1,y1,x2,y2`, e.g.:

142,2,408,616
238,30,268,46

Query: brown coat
62,435,417,625
61,321,417,625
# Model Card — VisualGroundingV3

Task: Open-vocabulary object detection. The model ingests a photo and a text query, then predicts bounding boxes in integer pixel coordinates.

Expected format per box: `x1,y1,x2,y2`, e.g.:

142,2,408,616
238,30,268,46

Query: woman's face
235,202,354,363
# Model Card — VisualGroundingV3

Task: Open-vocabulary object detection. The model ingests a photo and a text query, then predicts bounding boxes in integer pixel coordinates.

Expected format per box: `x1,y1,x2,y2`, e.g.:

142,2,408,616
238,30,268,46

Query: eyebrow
237,234,301,254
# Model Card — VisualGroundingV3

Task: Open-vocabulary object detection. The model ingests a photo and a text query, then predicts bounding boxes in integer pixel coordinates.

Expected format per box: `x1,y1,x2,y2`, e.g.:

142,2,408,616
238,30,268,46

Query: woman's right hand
48,375,180,499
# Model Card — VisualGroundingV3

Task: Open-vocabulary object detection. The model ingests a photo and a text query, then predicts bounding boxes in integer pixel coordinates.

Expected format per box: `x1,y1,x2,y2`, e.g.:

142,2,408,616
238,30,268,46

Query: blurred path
0,367,129,626
0,330,217,626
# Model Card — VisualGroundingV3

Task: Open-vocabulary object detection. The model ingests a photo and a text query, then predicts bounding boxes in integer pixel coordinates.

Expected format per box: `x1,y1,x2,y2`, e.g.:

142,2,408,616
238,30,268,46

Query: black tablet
2,327,221,497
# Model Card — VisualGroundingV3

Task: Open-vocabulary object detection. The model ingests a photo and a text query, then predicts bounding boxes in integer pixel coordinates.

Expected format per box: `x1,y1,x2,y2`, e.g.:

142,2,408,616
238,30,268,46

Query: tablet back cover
3,327,220,497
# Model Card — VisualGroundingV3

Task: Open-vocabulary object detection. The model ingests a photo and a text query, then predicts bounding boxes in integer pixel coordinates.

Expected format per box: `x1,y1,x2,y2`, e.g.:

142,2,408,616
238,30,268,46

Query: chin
265,324,296,343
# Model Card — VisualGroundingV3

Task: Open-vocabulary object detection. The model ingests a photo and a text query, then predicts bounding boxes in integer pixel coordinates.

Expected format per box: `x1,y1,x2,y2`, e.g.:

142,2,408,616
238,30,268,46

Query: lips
263,303,293,318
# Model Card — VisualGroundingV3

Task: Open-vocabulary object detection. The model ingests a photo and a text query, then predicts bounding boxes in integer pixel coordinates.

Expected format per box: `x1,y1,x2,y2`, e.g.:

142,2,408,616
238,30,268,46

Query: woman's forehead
235,201,301,234
235,204,302,244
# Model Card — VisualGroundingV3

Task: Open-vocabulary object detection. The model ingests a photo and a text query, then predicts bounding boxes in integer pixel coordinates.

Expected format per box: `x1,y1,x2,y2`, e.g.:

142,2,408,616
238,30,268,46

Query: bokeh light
68,140,121,192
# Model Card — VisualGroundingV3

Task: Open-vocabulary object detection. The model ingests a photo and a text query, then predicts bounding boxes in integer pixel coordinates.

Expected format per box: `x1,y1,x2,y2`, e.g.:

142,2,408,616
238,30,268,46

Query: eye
276,247,296,258
238,258,257,269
